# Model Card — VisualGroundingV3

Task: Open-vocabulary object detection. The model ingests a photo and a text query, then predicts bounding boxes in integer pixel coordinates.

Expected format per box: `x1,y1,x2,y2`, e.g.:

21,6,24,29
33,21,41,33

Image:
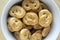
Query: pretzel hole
12,11,14,13
26,4,29,7
43,13,46,15
15,20,18,22
34,5,36,7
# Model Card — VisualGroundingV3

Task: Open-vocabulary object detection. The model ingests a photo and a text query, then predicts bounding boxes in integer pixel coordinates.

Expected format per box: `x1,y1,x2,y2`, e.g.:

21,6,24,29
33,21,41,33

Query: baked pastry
22,0,40,11
20,29,31,40
8,24,14,32
42,26,50,37
39,9,52,27
30,32,42,40
37,2,48,12
8,17,23,31
9,5,26,18
23,12,38,25
14,31,20,40
22,0,31,11
29,0,40,10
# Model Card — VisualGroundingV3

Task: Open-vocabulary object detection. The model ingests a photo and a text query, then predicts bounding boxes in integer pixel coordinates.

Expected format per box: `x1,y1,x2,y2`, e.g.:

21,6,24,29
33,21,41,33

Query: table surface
0,0,60,40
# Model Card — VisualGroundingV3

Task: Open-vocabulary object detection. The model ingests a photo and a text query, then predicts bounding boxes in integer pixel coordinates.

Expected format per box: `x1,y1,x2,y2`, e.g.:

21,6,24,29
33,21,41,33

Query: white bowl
1,0,60,40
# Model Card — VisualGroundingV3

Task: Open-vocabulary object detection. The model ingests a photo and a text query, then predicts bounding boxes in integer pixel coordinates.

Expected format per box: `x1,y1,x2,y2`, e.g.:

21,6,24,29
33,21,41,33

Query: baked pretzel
23,12,38,25
39,9,52,27
9,5,26,18
8,17,23,31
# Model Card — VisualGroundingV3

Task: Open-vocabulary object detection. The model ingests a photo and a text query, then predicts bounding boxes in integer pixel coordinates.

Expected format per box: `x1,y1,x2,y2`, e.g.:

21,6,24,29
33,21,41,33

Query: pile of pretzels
7,0,53,40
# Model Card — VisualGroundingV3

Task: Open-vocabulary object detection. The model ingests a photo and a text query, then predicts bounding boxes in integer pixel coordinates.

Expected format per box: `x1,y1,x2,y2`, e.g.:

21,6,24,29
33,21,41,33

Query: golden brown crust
37,2,48,12
8,17,23,31
14,31,20,40
42,26,50,37
22,23,33,29
30,32,42,40
39,9,52,27
20,29,31,40
29,0,40,10
23,12,38,25
8,24,14,32
33,24,43,29
22,0,31,11
22,0,40,11
9,5,26,18
35,30,42,34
